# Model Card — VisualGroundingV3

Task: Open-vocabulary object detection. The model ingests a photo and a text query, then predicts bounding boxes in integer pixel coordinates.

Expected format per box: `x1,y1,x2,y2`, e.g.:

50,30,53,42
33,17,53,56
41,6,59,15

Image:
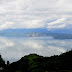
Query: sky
0,0,72,30
0,37,67,62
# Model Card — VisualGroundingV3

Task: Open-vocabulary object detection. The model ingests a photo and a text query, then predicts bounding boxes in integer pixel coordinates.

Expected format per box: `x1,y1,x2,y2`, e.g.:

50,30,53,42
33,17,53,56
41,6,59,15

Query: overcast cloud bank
0,0,72,30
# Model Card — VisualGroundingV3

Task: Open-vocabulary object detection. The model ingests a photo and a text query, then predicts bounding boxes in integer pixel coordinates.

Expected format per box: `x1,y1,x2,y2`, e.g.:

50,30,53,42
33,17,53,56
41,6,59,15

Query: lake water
0,36,72,63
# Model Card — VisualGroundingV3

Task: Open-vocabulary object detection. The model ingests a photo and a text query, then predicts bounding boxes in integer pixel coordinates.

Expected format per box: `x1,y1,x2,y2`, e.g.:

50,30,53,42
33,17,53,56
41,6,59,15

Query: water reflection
0,37,71,63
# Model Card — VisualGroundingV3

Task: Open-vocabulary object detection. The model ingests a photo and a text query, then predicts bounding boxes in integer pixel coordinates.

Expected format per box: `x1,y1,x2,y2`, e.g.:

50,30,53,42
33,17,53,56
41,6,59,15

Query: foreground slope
4,50,72,72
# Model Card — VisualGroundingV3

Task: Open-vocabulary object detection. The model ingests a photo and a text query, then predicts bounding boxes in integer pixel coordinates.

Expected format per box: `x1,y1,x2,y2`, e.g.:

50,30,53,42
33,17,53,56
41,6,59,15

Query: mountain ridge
0,28,72,34
0,28,49,33
2,50,72,72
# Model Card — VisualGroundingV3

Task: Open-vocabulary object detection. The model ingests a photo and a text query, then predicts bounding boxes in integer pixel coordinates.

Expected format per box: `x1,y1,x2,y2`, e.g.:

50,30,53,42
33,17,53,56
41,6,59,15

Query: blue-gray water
0,36,72,63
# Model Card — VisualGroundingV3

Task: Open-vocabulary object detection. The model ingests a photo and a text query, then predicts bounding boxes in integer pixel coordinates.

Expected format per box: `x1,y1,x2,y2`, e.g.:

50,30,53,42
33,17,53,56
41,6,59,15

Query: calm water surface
0,36,72,63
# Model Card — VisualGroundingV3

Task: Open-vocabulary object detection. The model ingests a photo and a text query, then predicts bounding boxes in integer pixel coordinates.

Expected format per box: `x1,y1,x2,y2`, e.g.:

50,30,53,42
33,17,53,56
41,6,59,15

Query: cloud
0,0,72,30
0,37,68,63
48,18,66,25
0,22,14,30
47,18,66,29
0,37,14,49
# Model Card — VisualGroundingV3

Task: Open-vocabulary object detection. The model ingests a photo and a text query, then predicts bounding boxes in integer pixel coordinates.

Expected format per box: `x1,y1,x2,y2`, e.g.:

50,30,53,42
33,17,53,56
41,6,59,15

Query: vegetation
1,50,72,72
0,55,5,72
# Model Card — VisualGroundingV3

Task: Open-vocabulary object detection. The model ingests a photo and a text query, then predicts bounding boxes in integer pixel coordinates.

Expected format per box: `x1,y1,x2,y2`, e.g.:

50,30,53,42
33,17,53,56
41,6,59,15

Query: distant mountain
51,29,72,34
0,28,49,33
0,28,72,34
0,28,51,37
0,28,72,38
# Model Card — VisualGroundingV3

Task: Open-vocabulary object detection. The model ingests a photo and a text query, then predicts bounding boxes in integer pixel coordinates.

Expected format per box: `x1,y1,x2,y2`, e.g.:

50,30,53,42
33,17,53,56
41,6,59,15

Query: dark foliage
1,51,72,72
0,54,5,68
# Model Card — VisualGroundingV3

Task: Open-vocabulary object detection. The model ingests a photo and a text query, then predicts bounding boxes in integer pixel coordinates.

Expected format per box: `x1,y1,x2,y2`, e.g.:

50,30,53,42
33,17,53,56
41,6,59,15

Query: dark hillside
6,51,72,72
1,50,72,72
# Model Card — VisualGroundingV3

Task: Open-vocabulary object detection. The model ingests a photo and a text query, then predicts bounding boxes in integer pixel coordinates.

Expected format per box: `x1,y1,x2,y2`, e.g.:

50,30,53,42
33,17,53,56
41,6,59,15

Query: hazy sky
0,0,72,30
0,37,67,62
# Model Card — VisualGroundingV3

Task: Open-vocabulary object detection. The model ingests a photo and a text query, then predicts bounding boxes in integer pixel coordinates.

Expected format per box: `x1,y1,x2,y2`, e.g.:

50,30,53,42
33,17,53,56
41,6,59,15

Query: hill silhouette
1,50,72,72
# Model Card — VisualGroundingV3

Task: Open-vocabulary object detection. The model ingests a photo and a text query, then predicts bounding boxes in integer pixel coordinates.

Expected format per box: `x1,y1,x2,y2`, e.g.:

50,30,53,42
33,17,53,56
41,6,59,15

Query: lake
0,36,72,63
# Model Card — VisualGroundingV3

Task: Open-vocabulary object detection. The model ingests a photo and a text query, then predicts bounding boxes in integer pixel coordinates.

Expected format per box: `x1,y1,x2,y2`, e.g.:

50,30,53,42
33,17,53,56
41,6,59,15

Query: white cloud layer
0,37,68,63
0,0,72,30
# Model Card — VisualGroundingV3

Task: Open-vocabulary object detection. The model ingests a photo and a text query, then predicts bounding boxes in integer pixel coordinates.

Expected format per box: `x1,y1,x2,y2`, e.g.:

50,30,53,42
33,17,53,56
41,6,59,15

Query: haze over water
0,36,72,63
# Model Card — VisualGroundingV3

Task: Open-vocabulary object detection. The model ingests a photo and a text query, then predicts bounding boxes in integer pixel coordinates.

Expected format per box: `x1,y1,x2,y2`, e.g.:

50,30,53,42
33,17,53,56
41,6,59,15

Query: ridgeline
0,50,72,72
